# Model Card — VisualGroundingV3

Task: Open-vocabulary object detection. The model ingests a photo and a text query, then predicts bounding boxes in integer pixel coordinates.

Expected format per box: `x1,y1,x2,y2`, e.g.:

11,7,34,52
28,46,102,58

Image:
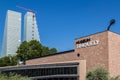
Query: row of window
32,26,34,39
2,66,78,77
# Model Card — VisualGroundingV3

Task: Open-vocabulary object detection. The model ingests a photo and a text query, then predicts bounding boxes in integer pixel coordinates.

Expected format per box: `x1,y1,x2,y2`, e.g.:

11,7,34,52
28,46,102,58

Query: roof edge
26,49,74,60
75,30,119,40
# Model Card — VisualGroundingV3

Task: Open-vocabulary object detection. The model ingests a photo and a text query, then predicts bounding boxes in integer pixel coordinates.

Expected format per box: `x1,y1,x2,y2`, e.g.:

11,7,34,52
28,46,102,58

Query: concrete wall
79,60,86,80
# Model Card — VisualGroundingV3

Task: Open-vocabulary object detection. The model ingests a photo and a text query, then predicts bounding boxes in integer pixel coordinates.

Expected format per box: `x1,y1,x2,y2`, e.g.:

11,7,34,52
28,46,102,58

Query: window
2,65,78,79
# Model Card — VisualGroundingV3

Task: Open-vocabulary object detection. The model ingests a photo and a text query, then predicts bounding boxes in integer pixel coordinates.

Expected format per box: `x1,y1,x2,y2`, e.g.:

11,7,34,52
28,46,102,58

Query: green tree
16,40,57,62
49,48,57,54
0,56,17,67
41,46,50,56
27,40,42,58
0,40,57,67
86,67,109,80
41,47,57,56
16,41,28,61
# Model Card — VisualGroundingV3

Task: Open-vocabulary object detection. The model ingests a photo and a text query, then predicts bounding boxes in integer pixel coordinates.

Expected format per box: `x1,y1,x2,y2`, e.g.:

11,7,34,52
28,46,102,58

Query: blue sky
0,0,120,53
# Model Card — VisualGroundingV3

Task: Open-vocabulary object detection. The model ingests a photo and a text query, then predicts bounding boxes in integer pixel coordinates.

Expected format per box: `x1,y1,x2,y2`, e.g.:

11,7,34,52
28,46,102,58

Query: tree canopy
16,40,57,61
0,40,57,67
0,56,17,67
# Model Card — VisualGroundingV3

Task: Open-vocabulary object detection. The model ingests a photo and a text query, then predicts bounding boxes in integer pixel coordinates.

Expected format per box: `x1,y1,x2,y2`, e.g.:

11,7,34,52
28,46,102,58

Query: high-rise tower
1,10,21,57
24,12,40,42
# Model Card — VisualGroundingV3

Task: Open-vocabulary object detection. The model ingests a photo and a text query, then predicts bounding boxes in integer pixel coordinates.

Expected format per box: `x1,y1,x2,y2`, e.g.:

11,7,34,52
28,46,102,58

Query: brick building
1,31,120,80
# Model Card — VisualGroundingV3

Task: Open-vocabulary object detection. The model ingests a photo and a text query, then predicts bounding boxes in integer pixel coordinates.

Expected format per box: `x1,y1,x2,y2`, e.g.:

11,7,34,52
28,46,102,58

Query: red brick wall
26,51,80,65
26,31,109,72
108,31,120,77
75,31,109,72
26,31,120,77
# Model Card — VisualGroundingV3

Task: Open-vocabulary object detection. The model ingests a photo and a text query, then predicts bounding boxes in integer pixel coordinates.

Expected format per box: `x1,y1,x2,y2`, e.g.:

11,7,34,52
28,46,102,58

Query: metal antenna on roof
107,19,116,30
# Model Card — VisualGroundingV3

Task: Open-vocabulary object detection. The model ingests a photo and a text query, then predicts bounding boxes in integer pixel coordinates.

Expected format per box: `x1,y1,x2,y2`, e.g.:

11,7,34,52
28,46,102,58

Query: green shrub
87,67,120,80
0,72,31,80
87,67,108,80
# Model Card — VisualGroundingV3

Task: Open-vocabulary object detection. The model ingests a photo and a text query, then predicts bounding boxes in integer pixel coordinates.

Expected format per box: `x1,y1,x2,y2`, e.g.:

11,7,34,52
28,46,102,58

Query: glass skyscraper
24,12,40,42
1,10,21,57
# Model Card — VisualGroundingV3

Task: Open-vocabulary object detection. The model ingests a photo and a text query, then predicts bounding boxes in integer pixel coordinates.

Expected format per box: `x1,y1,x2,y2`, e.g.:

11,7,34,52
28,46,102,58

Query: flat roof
75,30,120,40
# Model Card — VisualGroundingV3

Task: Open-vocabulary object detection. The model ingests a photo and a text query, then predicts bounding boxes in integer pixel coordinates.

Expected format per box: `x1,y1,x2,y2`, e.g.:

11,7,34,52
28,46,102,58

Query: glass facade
1,10,21,57
24,12,40,42
1,63,79,80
